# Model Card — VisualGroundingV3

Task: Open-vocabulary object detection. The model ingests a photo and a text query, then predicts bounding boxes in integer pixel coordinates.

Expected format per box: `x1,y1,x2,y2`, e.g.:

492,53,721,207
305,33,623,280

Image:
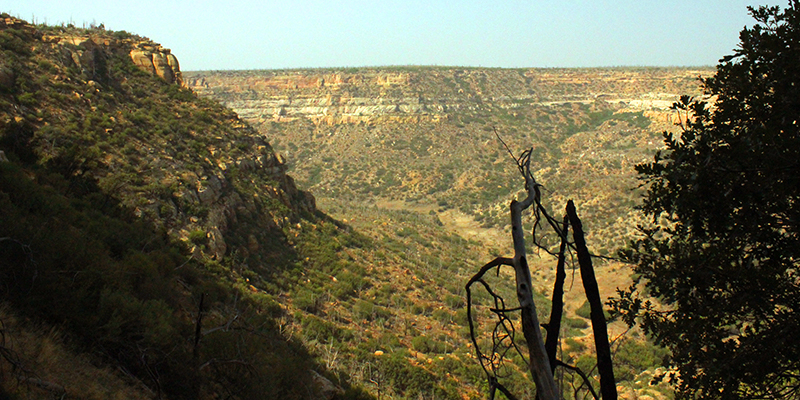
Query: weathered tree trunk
510,170,558,400
192,293,205,399
567,200,617,400
545,214,569,374
467,144,618,400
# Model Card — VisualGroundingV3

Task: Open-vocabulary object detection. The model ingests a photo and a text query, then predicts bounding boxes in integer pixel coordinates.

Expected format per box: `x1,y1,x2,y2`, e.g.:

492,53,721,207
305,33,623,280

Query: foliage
613,3,800,399
0,162,315,399
612,337,669,383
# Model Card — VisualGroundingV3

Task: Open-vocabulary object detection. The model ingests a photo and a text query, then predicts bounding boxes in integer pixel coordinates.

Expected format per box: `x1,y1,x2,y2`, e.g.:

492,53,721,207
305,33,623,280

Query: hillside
0,16,362,399
1,14,703,400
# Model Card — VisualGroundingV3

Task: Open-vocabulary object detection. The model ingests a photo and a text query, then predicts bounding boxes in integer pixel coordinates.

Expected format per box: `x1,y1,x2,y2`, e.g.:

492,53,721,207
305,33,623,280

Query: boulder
166,53,180,71
130,49,155,74
207,227,227,259
129,45,182,84
309,370,343,400
151,52,175,83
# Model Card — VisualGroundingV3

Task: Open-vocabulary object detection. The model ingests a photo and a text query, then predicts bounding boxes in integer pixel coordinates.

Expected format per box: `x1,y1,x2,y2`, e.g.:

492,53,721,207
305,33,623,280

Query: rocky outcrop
164,144,315,260
224,95,451,125
31,26,183,86
1,16,35,33
130,44,182,85
185,71,455,125
310,370,344,400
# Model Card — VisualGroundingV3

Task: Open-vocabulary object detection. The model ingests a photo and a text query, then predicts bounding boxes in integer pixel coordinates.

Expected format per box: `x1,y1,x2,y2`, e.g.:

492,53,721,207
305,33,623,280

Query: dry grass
0,304,152,400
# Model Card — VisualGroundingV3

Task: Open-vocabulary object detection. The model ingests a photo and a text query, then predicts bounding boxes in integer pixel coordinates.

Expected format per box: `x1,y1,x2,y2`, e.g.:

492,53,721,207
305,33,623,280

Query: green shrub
613,337,669,382
188,229,207,245
17,92,37,106
293,289,320,313
354,299,391,321
432,308,453,324
378,351,450,398
411,335,447,354
300,314,350,342
575,300,611,320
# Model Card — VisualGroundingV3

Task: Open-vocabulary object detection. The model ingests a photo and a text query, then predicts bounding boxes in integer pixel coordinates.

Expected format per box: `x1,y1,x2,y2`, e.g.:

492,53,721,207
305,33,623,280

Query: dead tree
567,200,616,400
466,146,617,400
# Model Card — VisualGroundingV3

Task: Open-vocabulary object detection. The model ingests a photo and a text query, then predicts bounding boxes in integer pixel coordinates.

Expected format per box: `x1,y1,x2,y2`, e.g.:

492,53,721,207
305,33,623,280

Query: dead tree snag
567,200,616,400
466,144,617,400
466,148,558,400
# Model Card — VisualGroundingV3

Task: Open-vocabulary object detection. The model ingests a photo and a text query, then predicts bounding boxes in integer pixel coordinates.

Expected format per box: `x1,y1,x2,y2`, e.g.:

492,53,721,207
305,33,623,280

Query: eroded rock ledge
130,43,182,85
30,23,183,85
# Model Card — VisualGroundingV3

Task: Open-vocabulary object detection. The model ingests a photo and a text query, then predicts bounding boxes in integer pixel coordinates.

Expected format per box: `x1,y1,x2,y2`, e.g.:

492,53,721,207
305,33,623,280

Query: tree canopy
613,2,800,399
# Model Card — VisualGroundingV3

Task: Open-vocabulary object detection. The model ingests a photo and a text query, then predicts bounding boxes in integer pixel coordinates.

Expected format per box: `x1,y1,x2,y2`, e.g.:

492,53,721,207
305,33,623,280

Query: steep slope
0,16,354,400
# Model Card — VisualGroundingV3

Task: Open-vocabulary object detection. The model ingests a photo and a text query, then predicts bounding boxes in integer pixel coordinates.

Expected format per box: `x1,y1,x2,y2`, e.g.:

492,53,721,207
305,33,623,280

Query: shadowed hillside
0,15,366,399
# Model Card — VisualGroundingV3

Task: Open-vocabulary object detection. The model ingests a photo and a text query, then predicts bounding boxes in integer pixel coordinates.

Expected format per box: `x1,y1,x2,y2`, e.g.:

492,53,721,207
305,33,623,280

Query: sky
3,0,760,71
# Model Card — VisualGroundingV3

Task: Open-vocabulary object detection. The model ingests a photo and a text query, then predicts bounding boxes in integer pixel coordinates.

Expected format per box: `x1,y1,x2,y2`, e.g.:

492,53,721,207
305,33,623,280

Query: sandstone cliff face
130,43,182,84
185,71,452,125
184,68,708,127
34,26,183,85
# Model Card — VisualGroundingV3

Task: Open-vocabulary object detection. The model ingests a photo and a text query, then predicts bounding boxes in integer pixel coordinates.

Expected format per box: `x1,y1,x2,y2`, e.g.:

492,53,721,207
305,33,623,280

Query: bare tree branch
554,360,600,400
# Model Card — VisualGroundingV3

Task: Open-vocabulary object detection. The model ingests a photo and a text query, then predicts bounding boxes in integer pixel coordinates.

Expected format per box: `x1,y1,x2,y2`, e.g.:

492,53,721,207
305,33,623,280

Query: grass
0,304,151,400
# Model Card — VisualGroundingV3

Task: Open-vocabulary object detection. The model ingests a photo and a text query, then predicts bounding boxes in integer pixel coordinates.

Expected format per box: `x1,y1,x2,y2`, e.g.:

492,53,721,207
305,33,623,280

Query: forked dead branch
466,143,617,400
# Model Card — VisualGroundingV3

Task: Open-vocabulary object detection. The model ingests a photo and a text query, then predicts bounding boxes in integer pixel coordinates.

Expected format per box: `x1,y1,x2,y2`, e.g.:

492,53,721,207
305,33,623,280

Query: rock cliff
23,19,184,85
186,70,449,124
129,43,182,84
184,67,707,126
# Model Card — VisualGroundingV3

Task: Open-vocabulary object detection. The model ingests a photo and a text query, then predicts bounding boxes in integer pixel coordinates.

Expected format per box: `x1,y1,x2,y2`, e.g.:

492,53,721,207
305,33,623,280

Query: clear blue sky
3,0,759,71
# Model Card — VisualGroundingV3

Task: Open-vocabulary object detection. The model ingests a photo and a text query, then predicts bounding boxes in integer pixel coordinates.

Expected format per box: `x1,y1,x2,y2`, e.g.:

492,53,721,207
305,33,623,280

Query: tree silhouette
612,3,800,399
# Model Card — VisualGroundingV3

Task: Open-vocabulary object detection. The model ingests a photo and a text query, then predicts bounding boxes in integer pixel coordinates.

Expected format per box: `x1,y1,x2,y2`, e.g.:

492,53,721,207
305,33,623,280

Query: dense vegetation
614,3,800,399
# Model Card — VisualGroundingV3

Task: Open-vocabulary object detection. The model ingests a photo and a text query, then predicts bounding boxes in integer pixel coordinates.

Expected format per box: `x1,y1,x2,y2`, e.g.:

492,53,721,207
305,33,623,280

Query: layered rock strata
185,68,709,126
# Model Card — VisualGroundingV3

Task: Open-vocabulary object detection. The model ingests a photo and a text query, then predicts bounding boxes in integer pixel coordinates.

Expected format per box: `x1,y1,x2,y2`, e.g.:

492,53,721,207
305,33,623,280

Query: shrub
188,229,207,245
293,289,320,313
411,335,447,354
